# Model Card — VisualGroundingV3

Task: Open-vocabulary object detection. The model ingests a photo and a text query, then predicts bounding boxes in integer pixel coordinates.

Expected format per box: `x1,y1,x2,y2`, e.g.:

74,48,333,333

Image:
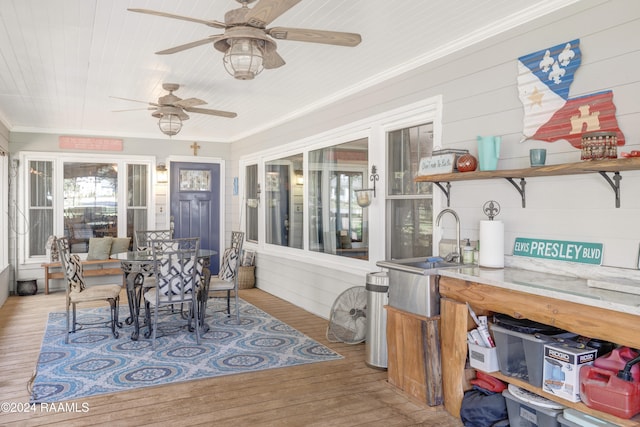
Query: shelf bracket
434,182,451,207
598,171,622,208
505,178,527,208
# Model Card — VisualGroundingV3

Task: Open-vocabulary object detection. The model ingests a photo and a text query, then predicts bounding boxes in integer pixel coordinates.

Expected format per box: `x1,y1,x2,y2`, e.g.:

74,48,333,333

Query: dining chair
134,229,173,252
56,237,123,344
206,231,244,324
143,237,203,349
133,229,174,309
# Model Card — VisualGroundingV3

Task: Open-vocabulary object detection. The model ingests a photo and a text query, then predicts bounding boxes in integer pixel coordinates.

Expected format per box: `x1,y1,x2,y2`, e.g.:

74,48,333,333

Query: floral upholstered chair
56,237,123,344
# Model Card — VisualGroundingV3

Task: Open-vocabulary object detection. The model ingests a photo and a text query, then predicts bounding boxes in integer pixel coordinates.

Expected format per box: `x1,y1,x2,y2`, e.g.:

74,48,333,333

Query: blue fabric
460,386,508,427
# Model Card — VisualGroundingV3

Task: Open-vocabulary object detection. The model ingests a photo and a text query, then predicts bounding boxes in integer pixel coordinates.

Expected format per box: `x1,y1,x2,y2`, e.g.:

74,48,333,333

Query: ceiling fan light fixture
158,113,182,136
223,38,264,80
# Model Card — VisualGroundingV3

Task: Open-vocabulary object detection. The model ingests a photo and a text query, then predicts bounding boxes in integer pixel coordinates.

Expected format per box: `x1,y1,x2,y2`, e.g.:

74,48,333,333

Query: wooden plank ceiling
0,0,578,142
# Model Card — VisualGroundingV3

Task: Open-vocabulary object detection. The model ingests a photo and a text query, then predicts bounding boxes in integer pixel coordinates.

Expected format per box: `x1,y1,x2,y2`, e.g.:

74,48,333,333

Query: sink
376,257,464,317
376,257,463,275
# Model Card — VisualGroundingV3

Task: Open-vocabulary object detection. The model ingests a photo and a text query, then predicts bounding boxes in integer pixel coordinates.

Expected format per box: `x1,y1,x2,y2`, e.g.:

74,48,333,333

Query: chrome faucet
436,208,461,263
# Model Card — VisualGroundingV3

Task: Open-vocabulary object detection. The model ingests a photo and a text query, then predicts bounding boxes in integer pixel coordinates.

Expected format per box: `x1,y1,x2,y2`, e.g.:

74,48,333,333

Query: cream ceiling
0,0,578,143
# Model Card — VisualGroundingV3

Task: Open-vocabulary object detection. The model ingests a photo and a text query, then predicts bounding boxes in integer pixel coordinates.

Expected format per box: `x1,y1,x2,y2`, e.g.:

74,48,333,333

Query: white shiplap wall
231,0,640,319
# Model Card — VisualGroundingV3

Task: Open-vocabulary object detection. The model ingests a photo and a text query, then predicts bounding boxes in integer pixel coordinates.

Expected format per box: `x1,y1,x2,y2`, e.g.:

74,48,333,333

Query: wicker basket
238,265,256,289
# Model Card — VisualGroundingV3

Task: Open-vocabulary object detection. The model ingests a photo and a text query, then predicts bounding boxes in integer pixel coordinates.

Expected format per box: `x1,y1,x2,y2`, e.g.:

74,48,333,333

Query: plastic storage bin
503,388,563,427
491,323,576,387
468,342,499,372
558,409,617,427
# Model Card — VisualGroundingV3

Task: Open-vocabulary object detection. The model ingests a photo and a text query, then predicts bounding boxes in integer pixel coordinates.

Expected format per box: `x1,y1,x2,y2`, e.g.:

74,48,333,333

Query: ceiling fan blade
175,98,207,108
184,107,237,118
110,96,159,107
263,45,286,69
267,27,361,47
245,0,301,27
112,107,157,113
127,8,226,29
156,36,222,55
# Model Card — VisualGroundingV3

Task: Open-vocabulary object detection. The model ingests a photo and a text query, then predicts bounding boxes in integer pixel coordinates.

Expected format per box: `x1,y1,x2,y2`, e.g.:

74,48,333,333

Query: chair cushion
66,254,86,293
110,237,131,254
219,248,238,282
69,284,121,302
87,237,113,260
209,276,235,291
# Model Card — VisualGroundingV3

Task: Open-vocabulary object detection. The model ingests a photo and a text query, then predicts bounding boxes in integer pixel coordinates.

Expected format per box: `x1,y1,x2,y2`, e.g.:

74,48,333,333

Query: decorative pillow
86,237,113,260
45,235,60,262
110,237,131,254
66,254,86,293
156,254,199,296
195,258,205,290
219,248,238,282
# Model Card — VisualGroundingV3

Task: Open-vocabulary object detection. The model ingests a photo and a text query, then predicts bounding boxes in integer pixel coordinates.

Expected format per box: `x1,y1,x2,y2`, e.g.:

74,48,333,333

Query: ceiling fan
128,0,362,80
112,83,237,136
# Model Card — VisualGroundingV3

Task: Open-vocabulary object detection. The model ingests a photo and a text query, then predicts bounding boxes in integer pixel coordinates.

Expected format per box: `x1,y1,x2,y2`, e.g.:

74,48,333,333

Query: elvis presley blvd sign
513,237,603,265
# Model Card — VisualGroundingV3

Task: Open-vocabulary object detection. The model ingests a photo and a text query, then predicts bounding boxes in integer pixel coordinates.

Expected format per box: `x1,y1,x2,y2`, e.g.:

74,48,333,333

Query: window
265,153,303,248
29,160,54,256
0,152,8,270
239,97,442,268
245,164,259,243
127,164,149,240
21,153,152,260
309,138,368,259
386,123,434,259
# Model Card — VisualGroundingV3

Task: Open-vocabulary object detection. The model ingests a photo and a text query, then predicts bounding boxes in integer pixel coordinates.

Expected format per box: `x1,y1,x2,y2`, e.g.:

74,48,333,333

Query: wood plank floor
0,288,462,426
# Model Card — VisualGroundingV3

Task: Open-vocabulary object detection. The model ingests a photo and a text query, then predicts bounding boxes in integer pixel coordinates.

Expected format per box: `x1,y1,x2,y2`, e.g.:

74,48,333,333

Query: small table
111,249,217,340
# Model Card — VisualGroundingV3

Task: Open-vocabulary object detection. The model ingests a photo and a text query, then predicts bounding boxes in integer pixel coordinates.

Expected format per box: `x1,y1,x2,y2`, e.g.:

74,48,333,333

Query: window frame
17,151,155,264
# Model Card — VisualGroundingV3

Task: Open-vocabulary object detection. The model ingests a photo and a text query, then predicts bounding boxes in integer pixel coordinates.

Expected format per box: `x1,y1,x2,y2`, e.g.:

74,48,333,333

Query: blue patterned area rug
31,299,342,403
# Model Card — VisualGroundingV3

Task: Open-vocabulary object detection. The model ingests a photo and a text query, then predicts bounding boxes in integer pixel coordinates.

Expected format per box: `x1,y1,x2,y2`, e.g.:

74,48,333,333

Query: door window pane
386,123,434,259
265,153,303,249
245,164,258,242
28,161,53,256
309,139,368,259
63,163,118,252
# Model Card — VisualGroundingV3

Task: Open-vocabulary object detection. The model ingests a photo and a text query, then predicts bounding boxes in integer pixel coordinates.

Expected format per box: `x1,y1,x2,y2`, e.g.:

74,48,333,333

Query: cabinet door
386,306,442,406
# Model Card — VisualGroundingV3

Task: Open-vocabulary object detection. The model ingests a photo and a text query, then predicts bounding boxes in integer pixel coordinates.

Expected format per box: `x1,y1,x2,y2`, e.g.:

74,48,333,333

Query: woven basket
238,265,255,289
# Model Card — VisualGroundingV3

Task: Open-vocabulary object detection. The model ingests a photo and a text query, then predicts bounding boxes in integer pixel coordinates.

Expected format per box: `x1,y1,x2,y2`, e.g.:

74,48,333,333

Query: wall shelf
415,157,640,208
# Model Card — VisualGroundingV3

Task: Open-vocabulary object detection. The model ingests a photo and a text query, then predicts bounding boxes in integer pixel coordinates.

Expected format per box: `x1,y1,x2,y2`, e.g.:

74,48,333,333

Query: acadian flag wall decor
517,39,625,149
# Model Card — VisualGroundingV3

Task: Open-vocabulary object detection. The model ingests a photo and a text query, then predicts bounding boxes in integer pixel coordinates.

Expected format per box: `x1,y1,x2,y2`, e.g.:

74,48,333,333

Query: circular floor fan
326,286,367,344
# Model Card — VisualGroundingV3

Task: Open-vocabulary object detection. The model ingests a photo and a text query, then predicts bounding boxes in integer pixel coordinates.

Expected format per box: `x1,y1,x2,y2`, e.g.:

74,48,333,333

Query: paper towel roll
479,220,504,268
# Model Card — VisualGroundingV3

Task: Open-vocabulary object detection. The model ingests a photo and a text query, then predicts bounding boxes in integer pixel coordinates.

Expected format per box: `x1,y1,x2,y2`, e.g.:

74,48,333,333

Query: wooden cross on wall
190,142,200,156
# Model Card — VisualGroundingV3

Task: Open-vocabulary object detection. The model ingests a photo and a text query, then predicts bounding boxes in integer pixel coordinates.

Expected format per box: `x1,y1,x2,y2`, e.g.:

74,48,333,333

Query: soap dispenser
463,238,474,264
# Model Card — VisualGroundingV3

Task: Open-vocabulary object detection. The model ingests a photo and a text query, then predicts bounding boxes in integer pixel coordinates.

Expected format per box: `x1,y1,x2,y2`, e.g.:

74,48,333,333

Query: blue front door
170,161,221,274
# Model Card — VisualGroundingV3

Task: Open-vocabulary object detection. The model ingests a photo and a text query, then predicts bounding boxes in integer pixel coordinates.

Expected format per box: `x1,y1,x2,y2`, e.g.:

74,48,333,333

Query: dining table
111,249,217,340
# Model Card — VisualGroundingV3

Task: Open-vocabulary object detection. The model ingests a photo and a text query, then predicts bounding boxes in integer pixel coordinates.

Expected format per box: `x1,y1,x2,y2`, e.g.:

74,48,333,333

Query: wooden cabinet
385,306,442,406
438,276,640,426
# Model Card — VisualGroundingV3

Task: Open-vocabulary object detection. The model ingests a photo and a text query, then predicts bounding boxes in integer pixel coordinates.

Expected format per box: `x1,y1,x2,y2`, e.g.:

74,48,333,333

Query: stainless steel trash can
365,271,389,369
